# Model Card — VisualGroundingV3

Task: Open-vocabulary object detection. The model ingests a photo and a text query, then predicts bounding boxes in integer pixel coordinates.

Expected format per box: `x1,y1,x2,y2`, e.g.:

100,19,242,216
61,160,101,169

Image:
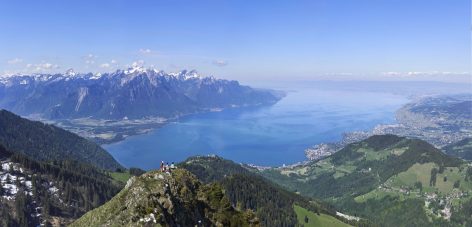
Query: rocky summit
71,168,259,227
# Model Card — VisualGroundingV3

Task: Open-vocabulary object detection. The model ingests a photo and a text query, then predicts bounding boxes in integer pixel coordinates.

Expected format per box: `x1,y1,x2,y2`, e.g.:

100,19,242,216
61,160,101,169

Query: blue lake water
104,82,410,170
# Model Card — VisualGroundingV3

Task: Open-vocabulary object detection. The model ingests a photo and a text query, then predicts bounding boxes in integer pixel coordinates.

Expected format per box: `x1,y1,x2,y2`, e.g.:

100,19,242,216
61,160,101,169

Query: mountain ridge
0,68,283,120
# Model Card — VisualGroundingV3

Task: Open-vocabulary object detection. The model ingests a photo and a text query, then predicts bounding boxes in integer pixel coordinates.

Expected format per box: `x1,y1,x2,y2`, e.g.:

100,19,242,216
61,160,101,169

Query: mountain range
0,68,282,120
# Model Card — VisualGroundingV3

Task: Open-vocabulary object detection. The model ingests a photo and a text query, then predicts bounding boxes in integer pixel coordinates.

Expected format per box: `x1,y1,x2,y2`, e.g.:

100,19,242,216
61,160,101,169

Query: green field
358,147,389,161
390,162,435,189
387,162,472,194
110,171,132,183
294,205,351,227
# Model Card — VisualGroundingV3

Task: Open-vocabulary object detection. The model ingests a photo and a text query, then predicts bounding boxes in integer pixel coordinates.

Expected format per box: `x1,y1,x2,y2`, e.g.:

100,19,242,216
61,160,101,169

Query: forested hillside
444,138,472,161
0,144,122,226
180,156,362,227
0,109,122,170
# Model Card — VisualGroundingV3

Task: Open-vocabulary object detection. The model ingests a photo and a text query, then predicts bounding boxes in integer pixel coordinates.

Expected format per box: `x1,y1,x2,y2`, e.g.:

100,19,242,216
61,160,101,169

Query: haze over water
104,81,419,170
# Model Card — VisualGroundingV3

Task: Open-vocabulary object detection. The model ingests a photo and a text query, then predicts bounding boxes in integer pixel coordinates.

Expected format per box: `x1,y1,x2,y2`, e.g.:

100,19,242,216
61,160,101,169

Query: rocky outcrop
71,169,259,227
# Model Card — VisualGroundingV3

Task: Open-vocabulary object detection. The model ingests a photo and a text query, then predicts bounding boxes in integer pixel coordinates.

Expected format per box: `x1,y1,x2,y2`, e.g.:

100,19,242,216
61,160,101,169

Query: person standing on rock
165,162,171,174
160,161,164,172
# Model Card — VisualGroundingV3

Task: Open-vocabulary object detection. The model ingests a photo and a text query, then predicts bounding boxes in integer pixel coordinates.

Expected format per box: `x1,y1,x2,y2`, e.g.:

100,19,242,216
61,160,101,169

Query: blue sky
0,0,470,82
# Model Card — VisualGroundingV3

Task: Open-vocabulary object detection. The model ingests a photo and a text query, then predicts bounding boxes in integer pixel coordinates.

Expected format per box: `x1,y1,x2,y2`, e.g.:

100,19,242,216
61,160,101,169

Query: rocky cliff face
71,168,259,227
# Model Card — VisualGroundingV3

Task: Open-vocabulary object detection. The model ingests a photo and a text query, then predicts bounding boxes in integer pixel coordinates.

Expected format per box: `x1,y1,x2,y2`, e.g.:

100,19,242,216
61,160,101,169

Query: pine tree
16,190,29,227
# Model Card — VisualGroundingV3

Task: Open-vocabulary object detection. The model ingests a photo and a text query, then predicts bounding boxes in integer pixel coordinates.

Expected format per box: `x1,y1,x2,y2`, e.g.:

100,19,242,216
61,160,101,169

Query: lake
104,81,410,170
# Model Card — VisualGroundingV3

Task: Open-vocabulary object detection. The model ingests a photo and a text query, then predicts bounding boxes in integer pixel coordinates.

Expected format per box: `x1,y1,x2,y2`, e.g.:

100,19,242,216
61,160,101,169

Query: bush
453,180,460,188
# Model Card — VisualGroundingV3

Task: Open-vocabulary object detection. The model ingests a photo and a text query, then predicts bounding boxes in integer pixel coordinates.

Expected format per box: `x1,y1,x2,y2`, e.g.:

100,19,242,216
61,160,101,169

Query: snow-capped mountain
0,67,282,120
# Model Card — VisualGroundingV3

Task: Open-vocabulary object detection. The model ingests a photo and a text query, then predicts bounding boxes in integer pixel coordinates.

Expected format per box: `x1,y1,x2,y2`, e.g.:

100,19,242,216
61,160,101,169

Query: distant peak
124,66,146,74
169,69,202,80
65,68,77,76
91,72,103,80
184,70,201,79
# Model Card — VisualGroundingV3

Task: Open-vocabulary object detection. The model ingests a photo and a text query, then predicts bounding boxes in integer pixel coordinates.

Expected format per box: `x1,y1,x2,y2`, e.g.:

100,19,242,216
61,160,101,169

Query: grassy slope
110,171,132,184
261,135,471,226
355,162,472,202
263,135,466,196
294,205,351,227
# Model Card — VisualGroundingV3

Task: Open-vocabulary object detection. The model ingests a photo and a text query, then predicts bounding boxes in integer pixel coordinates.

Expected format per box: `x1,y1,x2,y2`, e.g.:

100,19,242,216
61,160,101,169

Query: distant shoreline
303,93,472,165
38,100,283,146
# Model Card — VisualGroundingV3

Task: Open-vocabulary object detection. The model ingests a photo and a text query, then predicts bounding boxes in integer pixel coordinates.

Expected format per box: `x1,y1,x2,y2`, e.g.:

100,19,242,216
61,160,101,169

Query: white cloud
1,70,16,76
382,71,471,77
382,72,402,76
100,63,111,68
43,63,53,69
99,59,119,69
26,62,60,72
212,60,228,67
139,48,152,55
7,58,23,65
323,72,354,76
167,64,182,71
83,54,97,65
131,60,145,68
